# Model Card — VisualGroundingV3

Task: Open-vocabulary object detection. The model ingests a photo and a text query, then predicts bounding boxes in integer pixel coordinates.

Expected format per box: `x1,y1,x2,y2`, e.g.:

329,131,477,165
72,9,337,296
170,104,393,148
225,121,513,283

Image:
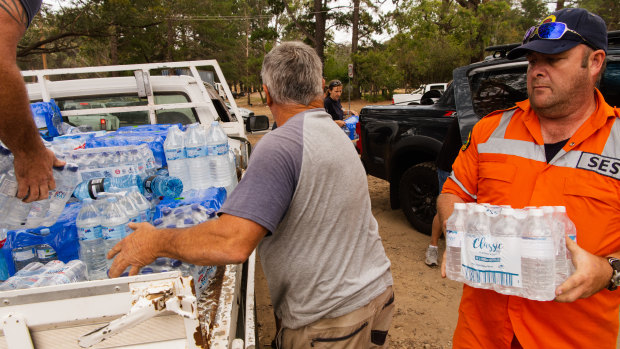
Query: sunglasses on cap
328,81,342,89
523,22,594,48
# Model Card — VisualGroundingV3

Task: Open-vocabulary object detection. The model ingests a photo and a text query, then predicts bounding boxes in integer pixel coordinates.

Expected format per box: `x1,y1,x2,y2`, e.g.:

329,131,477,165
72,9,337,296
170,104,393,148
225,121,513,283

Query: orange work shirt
442,89,620,348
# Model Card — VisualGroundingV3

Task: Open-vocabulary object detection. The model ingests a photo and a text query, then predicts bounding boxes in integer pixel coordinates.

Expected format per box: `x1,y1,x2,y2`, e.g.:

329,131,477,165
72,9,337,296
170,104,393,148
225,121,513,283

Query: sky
332,0,396,44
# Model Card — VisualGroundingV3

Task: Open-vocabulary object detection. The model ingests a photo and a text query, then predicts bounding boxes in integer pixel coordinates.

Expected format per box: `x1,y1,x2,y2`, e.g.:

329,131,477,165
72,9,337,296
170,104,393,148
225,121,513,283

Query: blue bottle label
186,146,205,158
206,144,229,156
165,148,186,161
102,224,126,240
36,247,57,259
78,226,102,241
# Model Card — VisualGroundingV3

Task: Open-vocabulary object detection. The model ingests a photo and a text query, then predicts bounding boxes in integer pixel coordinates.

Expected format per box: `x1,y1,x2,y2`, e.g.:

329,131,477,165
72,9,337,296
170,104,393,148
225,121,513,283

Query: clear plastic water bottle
205,121,232,188
185,124,210,190
11,245,37,272
554,206,576,277
521,208,555,301
445,203,467,282
463,204,490,289
73,175,143,200
77,198,107,280
3,169,31,228
101,197,131,269
128,187,151,223
164,125,191,191
116,191,140,223
226,149,238,194
490,207,522,296
41,164,80,227
143,175,183,198
35,228,58,264
26,196,50,227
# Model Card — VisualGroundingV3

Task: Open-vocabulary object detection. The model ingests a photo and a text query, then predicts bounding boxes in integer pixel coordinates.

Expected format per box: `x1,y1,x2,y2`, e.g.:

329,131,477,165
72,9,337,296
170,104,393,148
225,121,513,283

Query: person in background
0,0,64,202
438,8,620,348
108,41,394,349
425,116,461,266
324,79,357,127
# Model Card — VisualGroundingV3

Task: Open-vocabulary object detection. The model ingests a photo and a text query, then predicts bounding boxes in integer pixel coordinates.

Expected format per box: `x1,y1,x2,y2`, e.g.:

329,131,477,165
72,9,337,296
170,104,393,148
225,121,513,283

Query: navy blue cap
508,8,607,60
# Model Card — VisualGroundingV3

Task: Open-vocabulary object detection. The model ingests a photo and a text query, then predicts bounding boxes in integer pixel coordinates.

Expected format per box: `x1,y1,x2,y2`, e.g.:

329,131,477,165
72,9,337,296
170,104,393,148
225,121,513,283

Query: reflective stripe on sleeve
448,171,477,200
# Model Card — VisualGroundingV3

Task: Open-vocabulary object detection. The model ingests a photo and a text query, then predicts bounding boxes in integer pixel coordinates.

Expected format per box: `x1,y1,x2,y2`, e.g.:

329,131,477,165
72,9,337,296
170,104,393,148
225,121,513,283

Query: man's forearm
0,60,46,157
162,214,267,266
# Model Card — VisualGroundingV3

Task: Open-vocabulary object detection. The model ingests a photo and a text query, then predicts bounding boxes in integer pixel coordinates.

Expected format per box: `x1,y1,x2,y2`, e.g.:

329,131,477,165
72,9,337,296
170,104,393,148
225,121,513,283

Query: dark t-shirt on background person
324,96,344,121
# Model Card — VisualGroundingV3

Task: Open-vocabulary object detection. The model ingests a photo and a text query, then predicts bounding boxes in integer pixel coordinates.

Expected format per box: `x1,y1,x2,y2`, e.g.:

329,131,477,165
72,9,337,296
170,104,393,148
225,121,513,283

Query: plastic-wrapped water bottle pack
57,144,157,182
445,203,576,301
153,204,216,229
0,145,80,230
0,259,87,291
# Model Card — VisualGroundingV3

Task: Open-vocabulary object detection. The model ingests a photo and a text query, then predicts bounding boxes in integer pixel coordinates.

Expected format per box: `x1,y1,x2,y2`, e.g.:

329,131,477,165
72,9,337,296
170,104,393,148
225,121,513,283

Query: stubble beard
529,68,591,120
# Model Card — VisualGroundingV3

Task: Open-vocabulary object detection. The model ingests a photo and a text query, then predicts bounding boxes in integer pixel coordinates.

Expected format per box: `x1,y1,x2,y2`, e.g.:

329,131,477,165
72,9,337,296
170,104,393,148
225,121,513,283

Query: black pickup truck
359,31,620,235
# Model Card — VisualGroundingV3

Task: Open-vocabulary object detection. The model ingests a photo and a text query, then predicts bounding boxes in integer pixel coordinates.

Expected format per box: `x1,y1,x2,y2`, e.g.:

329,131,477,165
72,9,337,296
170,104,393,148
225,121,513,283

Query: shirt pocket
477,155,517,204
563,175,620,253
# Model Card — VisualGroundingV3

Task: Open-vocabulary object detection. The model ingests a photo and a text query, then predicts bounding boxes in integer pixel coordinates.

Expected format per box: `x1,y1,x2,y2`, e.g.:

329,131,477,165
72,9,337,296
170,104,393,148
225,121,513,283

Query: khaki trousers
277,286,395,349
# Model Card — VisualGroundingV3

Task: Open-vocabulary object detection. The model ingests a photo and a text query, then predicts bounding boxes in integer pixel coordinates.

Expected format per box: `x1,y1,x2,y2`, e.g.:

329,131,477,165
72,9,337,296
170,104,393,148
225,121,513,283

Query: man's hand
555,238,612,302
13,148,65,202
335,120,345,127
107,222,163,277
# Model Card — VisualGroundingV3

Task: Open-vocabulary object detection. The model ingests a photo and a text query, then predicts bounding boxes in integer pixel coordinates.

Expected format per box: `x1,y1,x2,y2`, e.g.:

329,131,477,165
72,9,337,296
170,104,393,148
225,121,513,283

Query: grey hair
261,41,323,106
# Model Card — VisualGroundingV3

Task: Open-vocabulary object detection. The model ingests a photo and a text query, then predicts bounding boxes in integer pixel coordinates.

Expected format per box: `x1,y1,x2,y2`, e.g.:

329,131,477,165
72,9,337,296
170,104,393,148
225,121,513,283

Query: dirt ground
238,94,463,348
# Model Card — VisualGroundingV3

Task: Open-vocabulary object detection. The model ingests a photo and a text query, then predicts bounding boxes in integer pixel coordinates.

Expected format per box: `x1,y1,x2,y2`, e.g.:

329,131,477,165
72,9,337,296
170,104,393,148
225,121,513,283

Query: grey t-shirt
221,109,392,329
19,0,42,27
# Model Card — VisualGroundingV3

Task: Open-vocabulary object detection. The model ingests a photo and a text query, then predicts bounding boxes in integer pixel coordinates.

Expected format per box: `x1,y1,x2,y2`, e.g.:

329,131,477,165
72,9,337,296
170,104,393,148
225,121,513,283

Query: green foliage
20,0,611,103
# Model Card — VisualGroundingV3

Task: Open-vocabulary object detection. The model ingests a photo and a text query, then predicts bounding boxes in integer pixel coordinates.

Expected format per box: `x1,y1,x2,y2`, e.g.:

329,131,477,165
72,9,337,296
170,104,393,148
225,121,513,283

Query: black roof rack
484,43,520,58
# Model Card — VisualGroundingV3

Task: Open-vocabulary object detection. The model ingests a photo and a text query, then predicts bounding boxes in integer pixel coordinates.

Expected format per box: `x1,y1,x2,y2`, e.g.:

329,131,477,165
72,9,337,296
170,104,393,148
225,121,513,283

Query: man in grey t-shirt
109,41,394,348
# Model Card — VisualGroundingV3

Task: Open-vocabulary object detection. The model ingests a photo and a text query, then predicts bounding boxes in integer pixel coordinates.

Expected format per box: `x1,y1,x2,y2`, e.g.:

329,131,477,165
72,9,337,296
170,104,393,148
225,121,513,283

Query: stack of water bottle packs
0,121,238,293
445,203,577,301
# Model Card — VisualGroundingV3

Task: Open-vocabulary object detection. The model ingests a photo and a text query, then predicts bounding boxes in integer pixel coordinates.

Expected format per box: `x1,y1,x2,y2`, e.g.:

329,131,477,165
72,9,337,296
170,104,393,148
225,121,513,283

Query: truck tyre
398,162,437,235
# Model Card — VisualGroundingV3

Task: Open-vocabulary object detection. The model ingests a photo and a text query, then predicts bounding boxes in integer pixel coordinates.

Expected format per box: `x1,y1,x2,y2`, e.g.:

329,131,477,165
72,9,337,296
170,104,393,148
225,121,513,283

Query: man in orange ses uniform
438,8,620,348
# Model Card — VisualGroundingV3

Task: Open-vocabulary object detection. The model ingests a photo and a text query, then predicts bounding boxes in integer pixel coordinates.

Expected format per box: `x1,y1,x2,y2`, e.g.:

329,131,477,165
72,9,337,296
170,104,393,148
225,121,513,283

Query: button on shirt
442,89,620,348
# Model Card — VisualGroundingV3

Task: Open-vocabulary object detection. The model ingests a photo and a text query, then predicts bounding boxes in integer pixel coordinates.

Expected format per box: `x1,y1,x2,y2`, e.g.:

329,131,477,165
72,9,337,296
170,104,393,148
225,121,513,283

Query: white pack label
462,235,522,287
521,237,554,259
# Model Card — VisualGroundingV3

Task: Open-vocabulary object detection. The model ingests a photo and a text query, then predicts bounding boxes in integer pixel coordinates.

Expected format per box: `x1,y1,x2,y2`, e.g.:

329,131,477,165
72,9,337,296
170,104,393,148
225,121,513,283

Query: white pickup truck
0,61,267,349
392,82,448,105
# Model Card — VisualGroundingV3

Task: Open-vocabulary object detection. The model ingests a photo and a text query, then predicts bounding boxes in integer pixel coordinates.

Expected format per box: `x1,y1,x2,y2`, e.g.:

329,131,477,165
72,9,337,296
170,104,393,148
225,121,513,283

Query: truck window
56,93,199,130
600,60,619,107
469,66,528,117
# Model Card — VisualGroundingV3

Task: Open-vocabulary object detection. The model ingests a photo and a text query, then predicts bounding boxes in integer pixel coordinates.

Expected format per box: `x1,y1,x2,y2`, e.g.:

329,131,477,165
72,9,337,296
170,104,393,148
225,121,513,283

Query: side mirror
246,114,270,133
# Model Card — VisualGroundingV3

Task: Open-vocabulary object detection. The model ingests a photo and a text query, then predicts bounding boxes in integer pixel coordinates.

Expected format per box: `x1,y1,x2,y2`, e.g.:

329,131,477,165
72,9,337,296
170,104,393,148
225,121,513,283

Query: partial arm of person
554,240,620,302
0,4,64,202
437,193,465,277
107,213,268,277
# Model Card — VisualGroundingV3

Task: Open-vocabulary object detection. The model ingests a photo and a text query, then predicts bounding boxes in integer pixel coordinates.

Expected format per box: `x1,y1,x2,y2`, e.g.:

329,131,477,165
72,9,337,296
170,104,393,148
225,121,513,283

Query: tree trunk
555,0,565,11
351,0,360,99
314,0,327,67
